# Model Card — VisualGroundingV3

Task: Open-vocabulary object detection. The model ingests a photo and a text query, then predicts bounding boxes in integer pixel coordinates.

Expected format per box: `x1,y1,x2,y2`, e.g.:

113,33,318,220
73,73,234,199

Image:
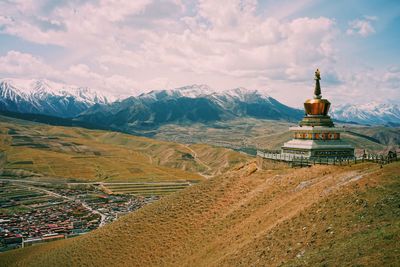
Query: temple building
280,69,354,159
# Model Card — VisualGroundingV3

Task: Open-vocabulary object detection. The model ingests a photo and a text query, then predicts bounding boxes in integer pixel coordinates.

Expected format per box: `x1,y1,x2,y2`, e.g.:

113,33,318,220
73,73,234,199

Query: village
0,181,156,252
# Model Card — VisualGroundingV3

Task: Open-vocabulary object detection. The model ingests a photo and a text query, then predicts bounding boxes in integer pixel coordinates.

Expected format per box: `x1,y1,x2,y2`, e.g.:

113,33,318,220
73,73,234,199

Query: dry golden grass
152,119,395,154
0,116,250,182
2,160,399,266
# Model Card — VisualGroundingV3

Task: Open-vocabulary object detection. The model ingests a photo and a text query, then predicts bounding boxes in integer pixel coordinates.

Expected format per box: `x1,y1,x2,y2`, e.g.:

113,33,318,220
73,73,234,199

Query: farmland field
103,182,196,196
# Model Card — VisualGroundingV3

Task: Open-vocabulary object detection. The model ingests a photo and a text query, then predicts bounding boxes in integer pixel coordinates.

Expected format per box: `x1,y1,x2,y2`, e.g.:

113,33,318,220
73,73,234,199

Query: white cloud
0,0,337,80
0,1,396,106
346,16,377,37
324,66,400,106
0,50,57,78
0,51,142,96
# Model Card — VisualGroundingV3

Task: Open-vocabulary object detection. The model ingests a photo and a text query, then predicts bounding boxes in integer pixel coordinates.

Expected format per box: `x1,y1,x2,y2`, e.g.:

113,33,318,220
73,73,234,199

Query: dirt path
181,144,213,178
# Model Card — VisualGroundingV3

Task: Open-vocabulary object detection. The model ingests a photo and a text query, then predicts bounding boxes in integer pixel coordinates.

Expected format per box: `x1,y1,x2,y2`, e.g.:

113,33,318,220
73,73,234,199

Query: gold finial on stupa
314,68,321,99
303,69,331,119
315,69,321,80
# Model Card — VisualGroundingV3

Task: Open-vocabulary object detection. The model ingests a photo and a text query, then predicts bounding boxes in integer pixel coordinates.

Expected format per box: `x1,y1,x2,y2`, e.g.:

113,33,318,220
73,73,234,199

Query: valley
1,0,399,265
0,115,250,252
149,118,399,156
0,110,398,262
0,115,249,182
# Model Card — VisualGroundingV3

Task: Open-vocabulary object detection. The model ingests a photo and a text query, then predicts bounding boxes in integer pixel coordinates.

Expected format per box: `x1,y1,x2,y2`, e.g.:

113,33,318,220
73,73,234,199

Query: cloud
0,50,57,78
0,51,142,96
0,1,396,106
325,66,400,106
346,16,377,37
0,1,337,78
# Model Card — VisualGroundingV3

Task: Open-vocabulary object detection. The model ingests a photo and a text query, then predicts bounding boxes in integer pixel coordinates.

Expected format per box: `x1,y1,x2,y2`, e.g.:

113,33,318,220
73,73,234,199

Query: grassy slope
0,116,249,182
152,119,394,154
2,161,399,266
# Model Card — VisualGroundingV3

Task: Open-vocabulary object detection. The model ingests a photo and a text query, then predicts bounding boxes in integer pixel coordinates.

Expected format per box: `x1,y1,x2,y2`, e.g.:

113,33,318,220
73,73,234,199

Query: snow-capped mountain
77,84,303,131
2,78,397,128
331,102,400,125
138,84,215,101
0,78,112,118
138,85,272,102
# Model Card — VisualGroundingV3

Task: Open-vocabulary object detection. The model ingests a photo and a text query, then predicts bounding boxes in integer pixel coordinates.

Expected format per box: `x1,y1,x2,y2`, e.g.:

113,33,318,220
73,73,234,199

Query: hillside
1,160,399,266
0,115,249,182
151,119,398,155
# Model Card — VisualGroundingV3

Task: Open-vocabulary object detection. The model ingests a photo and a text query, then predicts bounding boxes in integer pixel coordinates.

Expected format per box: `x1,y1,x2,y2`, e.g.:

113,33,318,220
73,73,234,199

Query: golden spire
303,69,332,120
314,68,321,99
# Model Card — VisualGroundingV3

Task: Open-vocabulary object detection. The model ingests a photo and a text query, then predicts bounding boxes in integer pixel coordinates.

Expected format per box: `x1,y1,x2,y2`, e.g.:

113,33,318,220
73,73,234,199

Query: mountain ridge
77,84,303,131
331,102,400,125
0,78,111,118
1,78,400,126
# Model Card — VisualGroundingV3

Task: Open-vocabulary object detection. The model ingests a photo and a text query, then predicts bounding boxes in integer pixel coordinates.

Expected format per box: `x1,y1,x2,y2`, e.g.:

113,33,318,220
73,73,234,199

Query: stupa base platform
281,139,354,159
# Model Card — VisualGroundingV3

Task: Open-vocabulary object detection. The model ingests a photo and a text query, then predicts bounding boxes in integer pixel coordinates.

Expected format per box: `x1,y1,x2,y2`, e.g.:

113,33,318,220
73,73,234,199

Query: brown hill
0,115,249,182
152,119,397,155
1,161,399,266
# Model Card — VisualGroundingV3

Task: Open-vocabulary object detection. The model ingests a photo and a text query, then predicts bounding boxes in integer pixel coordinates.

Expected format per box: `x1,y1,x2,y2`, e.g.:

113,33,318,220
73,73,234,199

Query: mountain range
0,78,110,118
77,85,303,132
331,102,400,126
1,78,399,127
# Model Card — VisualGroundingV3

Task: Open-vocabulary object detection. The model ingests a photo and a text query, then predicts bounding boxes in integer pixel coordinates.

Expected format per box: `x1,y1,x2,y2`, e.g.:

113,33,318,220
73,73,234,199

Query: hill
1,160,399,266
151,119,399,155
0,115,250,182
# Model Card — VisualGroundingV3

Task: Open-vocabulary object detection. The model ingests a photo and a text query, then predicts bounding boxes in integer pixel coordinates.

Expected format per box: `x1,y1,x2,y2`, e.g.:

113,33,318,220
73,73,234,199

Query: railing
257,150,398,167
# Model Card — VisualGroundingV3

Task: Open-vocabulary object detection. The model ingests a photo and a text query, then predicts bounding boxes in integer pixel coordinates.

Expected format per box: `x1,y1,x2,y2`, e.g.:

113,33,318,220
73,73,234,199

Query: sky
0,0,399,107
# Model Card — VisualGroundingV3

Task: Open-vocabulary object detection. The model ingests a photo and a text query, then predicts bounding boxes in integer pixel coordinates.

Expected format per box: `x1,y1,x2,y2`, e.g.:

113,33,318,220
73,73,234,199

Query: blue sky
0,0,399,107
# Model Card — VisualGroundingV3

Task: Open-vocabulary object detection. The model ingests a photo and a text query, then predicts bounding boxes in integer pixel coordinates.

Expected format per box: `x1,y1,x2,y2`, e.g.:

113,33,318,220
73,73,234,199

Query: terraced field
0,183,62,214
103,182,195,197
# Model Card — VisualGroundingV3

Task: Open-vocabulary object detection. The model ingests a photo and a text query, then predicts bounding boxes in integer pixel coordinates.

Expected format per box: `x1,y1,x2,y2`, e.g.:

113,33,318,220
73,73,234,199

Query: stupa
281,69,354,159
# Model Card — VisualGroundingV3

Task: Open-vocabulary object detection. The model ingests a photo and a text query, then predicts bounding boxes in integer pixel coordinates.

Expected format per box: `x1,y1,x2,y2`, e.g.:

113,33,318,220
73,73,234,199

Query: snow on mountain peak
331,102,400,125
0,78,114,118
219,87,271,101
174,84,214,98
0,78,110,104
138,84,271,102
